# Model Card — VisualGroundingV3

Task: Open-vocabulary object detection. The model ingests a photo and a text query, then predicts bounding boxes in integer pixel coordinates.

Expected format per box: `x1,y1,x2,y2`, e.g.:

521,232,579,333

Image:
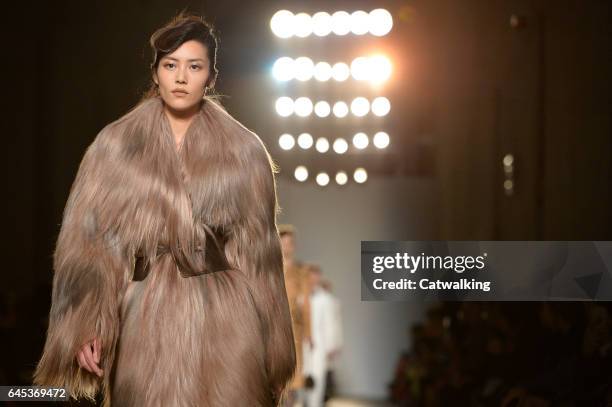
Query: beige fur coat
33,95,297,406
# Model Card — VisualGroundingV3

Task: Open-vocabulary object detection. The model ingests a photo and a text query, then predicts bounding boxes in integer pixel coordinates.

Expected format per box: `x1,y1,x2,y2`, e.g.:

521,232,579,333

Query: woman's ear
152,70,159,86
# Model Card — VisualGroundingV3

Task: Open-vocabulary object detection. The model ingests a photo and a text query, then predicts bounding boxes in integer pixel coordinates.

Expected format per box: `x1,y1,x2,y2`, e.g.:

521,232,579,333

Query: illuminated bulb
294,13,313,38
314,101,331,117
333,138,349,154
294,56,314,81
270,10,295,38
373,131,390,149
315,137,330,153
335,171,348,185
354,167,368,183
294,166,308,182
314,62,332,81
278,133,295,150
333,101,349,118
371,96,391,116
368,9,393,36
294,97,313,117
312,12,332,36
275,97,294,117
316,172,330,186
370,55,392,83
272,57,295,81
297,133,313,149
351,97,370,117
331,11,351,36
350,56,370,81
350,11,370,35
331,62,350,81
352,132,369,149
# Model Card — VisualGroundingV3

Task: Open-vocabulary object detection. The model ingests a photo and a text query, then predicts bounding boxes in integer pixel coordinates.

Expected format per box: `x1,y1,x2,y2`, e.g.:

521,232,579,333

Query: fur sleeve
33,124,133,403
223,134,297,402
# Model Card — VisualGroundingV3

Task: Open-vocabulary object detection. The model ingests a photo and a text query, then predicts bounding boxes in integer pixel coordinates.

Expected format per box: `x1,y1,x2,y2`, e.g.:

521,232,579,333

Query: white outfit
303,287,342,407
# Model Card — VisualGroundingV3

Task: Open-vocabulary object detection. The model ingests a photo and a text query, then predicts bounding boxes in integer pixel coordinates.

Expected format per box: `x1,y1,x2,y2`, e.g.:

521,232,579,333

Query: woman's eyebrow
163,56,206,63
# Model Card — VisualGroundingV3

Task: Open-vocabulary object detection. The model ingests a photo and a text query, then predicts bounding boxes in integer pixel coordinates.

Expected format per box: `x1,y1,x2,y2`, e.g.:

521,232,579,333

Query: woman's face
153,40,211,114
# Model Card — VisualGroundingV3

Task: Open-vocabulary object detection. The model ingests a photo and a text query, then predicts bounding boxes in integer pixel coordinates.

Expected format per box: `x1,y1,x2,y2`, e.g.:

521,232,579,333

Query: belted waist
132,227,231,280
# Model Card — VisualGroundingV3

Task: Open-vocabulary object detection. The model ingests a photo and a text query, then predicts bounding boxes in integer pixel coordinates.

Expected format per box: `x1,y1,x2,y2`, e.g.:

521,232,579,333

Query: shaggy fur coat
33,95,297,406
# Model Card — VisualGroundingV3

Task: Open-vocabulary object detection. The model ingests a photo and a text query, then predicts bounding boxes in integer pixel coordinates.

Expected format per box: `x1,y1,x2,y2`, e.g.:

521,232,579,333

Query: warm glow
314,101,331,117
297,133,314,149
333,101,349,118
279,133,295,150
352,132,369,149
270,10,295,38
294,97,313,117
294,166,309,182
333,138,349,154
354,167,368,183
275,96,294,117
316,172,330,186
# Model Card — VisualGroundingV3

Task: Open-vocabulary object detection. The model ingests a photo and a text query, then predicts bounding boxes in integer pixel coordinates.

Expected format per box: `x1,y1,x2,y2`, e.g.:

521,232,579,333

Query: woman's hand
76,337,103,377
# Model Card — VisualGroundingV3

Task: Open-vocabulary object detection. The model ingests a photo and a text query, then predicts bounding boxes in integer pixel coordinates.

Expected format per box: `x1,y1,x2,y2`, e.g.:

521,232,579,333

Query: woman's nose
175,67,187,84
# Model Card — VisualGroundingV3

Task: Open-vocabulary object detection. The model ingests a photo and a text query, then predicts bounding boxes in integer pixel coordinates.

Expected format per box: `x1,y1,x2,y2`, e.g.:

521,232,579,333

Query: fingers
84,342,104,377
76,340,104,377
81,345,99,376
93,338,100,364
77,350,88,371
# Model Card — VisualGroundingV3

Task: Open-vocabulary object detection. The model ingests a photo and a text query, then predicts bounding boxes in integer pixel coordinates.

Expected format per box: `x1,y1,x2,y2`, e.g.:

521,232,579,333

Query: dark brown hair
144,12,219,98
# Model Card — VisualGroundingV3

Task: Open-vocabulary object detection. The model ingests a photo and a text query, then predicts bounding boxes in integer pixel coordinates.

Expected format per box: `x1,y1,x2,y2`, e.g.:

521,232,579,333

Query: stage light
315,137,330,153
297,133,314,149
294,57,314,81
314,62,332,81
335,171,348,185
279,133,295,150
350,57,370,81
370,55,392,83
333,138,349,154
294,97,313,117
354,167,368,183
271,10,295,38
314,101,331,117
331,11,351,36
316,172,330,186
350,10,370,35
275,96,294,117
312,12,332,36
371,96,391,116
332,62,350,81
373,131,390,149
272,57,295,81
351,97,370,117
352,132,369,149
368,9,393,36
333,101,349,118
294,166,309,182
294,13,313,38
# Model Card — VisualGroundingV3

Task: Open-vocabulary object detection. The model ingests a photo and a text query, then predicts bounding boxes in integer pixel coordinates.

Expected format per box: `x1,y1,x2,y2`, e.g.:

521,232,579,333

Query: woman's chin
162,98,201,115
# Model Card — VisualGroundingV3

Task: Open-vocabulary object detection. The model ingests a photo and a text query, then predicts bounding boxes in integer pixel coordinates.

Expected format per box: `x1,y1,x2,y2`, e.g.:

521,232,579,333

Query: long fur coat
33,95,297,406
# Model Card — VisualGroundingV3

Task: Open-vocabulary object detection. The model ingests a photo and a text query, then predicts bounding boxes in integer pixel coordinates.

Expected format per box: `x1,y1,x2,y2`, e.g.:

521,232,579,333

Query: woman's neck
163,102,201,143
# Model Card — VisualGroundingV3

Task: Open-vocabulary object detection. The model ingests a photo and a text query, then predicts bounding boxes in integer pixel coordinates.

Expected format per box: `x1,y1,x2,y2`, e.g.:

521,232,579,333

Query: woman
33,13,296,407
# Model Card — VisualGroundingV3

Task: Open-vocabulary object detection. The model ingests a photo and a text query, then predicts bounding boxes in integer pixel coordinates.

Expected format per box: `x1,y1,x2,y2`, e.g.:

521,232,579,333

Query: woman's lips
172,90,188,97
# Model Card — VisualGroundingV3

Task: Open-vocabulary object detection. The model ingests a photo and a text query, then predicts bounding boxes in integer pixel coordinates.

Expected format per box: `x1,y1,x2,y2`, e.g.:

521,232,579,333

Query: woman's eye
191,65,201,70
164,63,175,69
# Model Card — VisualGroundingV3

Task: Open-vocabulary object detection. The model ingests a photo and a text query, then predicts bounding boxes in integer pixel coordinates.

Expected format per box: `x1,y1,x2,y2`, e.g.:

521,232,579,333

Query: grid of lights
275,96,390,118
279,132,390,152
271,9,395,186
293,166,369,186
272,56,392,83
270,9,393,38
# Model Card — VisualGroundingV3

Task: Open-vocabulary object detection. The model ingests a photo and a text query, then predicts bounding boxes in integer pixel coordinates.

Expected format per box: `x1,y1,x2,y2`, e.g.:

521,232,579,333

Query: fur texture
33,96,297,406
